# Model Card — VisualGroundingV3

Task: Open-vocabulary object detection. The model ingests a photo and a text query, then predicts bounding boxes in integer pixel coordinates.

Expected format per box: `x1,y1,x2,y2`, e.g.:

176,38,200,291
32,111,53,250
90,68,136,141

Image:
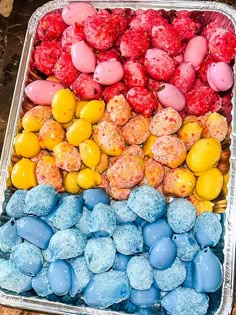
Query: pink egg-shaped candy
62,2,97,25
25,80,64,105
157,83,186,111
207,62,234,92
71,41,96,73
93,61,124,85
184,36,208,69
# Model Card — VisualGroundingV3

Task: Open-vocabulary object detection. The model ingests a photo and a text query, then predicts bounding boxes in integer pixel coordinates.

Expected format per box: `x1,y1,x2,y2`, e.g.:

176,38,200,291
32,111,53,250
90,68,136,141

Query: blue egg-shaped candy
83,270,130,309
130,286,160,308
75,207,92,236
16,216,54,249
11,242,43,276
24,184,59,216
193,248,223,293
194,212,222,248
83,188,110,210
143,219,173,248
32,266,53,297
172,232,200,262
0,219,22,253
48,260,72,296
113,253,131,271
6,190,27,218
149,236,176,270
111,200,137,224
183,261,194,288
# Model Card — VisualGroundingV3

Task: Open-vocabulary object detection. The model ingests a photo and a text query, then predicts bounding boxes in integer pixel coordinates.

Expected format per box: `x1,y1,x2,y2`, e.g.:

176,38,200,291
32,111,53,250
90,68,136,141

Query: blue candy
48,260,72,296
6,190,27,218
113,253,131,271
16,216,54,249
143,219,173,248
83,271,130,309
193,248,223,293
24,184,59,216
194,212,222,248
134,217,148,227
149,236,177,270
183,261,194,288
0,219,22,253
161,287,209,315
167,198,196,233
83,188,110,210
88,203,116,237
127,185,167,222
11,242,43,276
172,232,200,261
75,207,92,236
127,256,154,290
111,200,137,224
84,237,116,273
32,266,53,297
122,301,137,313
130,286,160,308
154,257,186,291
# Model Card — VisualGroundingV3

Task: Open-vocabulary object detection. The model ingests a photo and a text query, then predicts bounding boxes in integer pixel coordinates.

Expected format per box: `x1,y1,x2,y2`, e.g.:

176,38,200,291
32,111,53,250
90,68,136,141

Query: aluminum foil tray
0,1,236,314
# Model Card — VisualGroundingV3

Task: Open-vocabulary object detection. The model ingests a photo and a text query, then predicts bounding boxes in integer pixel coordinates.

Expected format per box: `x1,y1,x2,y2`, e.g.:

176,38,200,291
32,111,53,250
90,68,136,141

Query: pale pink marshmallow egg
184,36,208,69
71,41,96,73
207,62,234,92
93,60,124,85
62,2,97,25
157,83,186,111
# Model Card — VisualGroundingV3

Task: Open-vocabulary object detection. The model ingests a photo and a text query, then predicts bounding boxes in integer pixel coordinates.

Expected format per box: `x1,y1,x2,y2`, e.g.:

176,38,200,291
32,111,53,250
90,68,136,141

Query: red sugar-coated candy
198,55,215,83
53,52,79,87
61,23,85,53
71,73,102,100
102,82,127,102
120,29,150,59
170,62,196,94
124,60,148,88
96,49,122,64
172,15,197,41
37,12,67,41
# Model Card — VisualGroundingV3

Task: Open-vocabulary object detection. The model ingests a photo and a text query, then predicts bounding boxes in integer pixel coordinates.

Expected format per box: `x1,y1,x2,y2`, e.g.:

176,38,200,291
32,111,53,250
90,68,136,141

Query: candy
75,207,92,236
14,131,41,158
51,89,76,124
201,112,228,142
71,41,96,73
83,188,110,210
172,232,200,261
79,140,101,169
113,253,131,271
170,62,196,94
39,120,65,151
124,61,147,89
62,3,97,25
0,219,22,252
106,94,132,126
66,119,92,146
53,52,79,87
77,168,101,189
93,60,124,85
6,190,26,218
156,84,186,112
71,73,102,100
184,36,208,69
79,100,105,124
120,29,150,58
207,62,233,92
130,286,160,308
53,141,81,172
48,260,72,296
37,12,66,41
102,82,127,102
143,219,173,248
111,200,137,224
177,121,202,150
22,106,52,132
32,266,53,297
142,158,165,188
122,115,150,145
11,158,37,190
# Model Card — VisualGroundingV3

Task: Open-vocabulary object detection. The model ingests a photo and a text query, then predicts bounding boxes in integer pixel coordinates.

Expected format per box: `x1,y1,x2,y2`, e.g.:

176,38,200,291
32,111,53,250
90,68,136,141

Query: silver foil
0,1,236,314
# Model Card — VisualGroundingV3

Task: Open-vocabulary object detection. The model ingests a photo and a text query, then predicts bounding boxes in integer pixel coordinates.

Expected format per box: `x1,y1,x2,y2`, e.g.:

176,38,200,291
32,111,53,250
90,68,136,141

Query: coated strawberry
124,60,147,88
37,12,67,41
61,23,85,53
120,29,150,59
71,73,102,100
53,52,79,87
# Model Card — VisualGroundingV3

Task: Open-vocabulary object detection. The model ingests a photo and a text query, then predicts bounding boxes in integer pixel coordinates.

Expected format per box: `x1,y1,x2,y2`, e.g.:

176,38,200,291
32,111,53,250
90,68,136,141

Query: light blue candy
6,190,27,218
183,261,194,288
75,207,92,236
113,223,143,255
113,253,131,271
134,217,148,227
127,185,167,223
143,219,173,248
0,219,22,252
194,212,222,248
47,194,83,230
130,286,160,308
172,232,200,261
88,203,116,237
154,258,186,292
83,271,130,309
85,237,116,273
46,228,86,261
48,260,72,296
127,256,153,290
167,198,196,233
11,242,43,276
111,200,137,224
161,287,209,315
16,216,54,249
32,266,53,297
83,188,110,210
24,184,59,216
122,301,137,313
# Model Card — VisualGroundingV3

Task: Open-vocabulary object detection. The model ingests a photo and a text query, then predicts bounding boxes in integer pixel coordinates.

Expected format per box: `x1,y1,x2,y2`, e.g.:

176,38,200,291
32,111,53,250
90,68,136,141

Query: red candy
170,62,196,94
96,49,121,64
71,73,102,100
53,52,79,87
120,29,150,59
124,61,147,88
172,15,197,40
61,23,85,53
198,55,215,83
102,82,127,102
111,10,129,35
37,12,67,41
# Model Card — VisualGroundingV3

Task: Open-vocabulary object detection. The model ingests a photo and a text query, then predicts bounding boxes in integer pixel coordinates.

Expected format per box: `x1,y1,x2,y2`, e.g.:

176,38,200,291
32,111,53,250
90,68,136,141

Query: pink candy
71,41,96,73
93,61,124,85
157,83,186,112
207,62,234,92
184,36,208,69
62,2,97,25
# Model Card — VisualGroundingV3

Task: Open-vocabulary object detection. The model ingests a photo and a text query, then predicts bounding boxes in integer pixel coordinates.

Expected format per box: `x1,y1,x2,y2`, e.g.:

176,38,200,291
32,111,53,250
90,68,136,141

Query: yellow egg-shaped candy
14,131,40,158
39,120,65,151
11,158,37,189
80,100,105,124
22,106,52,132
186,138,221,175
79,140,101,169
75,100,88,118
178,121,202,150
64,172,81,194
52,89,76,123
66,119,92,146
77,168,101,189
195,168,223,201
143,135,158,158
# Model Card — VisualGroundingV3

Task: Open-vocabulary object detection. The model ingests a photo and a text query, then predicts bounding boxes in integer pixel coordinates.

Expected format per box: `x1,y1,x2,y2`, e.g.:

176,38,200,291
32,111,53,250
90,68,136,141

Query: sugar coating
24,184,59,216
0,258,32,293
48,194,83,230
0,219,22,253
127,255,154,290
194,212,222,248
173,232,200,261
75,207,92,236
111,200,137,223
113,223,143,255
85,237,116,273
69,256,93,295
32,266,53,297
161,287,209,315
167,198,196,233
88,203,116,237
83,270,130,309
46,228,86,261
127,185,167,222
6,190,27,219
154,258,186,291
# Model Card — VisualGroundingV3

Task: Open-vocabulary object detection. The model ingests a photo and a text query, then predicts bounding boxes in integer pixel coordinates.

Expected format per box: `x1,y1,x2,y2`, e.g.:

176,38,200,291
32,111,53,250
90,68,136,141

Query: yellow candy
22,106,52,132
11,158,37,189
186,138,221,175
14,131,40,158
79,140,101,169
96,152,109,173
143,135,158,158
75,100,88,118
178,121,202,150
39,120,65,151
77,168,101,189
52,89,76,123
195,168,223,201
66,119,92,146
80,100,105,124
64,172,81,194
188,194,213,216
